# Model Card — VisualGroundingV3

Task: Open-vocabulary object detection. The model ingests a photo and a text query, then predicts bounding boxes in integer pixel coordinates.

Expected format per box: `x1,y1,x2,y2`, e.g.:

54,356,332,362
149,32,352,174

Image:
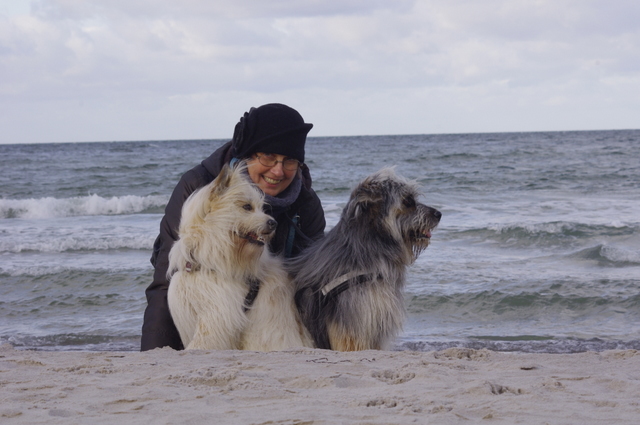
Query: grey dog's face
347,168,441,262
397,194,441,259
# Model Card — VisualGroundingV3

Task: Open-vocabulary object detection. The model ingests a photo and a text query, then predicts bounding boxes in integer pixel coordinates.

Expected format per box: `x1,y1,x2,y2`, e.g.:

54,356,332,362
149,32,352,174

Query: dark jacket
140,142,326,351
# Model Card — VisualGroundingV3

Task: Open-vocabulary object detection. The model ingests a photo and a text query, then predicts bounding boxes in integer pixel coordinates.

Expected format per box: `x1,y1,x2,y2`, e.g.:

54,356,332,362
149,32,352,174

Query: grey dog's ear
349,180,385,219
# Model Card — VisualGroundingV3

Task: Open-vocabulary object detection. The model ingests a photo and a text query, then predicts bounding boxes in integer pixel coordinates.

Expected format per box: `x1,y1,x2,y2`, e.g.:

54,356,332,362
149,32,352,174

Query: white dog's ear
210,164,234,200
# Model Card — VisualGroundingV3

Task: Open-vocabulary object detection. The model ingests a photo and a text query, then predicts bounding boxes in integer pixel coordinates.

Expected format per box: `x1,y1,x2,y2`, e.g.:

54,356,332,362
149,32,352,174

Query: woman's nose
270,162,285,176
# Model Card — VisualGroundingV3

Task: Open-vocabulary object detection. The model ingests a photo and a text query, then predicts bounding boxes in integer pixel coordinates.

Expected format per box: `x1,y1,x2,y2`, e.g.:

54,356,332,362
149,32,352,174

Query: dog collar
185,261,201,272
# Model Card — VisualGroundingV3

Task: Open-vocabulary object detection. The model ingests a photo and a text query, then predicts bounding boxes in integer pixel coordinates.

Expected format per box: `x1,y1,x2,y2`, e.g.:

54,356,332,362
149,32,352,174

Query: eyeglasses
254,153,301,171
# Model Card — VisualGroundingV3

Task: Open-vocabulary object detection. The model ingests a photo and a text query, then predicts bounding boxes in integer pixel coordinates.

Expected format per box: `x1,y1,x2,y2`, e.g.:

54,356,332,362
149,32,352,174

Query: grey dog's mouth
412,228,434,240
240,231,266,246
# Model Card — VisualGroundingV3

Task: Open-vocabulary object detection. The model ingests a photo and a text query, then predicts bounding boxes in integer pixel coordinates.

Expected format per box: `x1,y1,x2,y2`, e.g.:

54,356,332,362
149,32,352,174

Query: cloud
1,0,639,143
29,0,414,20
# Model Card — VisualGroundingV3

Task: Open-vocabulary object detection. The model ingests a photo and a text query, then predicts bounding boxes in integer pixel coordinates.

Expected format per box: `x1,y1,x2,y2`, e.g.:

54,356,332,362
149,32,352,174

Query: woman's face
246,153,298,197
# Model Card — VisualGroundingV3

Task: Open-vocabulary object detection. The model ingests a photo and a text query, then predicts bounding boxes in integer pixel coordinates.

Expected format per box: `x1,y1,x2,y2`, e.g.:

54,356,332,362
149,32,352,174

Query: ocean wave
0,261,153,278
406,290,640,315
5,334,640,353
568,244,640,266
453,221,637,247
0,194,168,219
0,334,141,352
396,338,640,354
0,234,156,253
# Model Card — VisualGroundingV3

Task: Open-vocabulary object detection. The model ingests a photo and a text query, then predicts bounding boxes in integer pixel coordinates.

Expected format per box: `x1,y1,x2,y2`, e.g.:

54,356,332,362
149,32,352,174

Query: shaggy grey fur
289,168,441,351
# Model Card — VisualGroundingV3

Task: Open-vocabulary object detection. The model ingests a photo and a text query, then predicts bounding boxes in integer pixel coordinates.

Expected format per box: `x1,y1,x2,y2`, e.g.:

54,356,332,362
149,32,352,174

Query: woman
141,103,326,351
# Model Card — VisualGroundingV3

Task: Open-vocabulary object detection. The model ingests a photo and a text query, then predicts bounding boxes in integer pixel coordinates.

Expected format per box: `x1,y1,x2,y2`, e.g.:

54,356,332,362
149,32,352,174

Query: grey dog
290,167,441,351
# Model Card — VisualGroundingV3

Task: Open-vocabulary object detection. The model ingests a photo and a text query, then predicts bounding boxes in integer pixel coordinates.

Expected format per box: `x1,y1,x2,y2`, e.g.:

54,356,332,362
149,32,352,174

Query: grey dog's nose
267,219,277,231
431,208,442,221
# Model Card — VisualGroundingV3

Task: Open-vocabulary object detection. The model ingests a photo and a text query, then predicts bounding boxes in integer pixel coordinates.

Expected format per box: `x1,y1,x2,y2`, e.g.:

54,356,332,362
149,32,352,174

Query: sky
1,0,639,144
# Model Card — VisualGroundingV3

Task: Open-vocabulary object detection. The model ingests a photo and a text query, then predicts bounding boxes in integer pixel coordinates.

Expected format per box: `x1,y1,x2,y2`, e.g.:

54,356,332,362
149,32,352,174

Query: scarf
263,174,301,217
232,158,302,218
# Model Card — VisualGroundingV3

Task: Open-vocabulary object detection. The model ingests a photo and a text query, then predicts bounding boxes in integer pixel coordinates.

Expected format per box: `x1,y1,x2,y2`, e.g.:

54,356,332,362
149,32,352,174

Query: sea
1,130,639,353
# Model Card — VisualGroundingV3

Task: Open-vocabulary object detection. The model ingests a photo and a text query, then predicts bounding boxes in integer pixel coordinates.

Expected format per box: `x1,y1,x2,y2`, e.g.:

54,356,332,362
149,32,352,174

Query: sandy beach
1,343,639,424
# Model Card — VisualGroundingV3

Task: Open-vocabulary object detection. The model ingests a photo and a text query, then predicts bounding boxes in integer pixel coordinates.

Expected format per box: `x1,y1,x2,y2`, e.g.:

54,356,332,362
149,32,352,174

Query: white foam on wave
0,212,160,253
600,244,640,265
486,220,635,236
0,250,153,276
0,194,168,219
0,233,157,253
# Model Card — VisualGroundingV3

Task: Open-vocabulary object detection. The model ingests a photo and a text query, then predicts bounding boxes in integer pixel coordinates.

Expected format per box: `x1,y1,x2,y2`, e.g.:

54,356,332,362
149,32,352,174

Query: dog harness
183,261,261,313
243,278,261,312
321,271,373,297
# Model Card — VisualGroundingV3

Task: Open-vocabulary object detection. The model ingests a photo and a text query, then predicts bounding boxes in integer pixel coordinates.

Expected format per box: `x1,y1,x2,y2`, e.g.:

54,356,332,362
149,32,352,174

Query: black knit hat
231,103,313,163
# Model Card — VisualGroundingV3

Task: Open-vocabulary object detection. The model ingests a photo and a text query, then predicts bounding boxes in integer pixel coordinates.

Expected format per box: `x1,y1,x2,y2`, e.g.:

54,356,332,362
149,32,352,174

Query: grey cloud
31,0,414,20
1,0,639,143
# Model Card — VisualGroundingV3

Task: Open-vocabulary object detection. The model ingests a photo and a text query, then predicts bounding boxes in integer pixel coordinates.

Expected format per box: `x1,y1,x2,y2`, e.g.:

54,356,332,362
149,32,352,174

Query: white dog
167,163,312,351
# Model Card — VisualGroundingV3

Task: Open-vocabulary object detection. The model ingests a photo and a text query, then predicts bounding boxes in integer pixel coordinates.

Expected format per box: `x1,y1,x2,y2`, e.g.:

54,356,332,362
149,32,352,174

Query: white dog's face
233,199,277,249
206,164,277,259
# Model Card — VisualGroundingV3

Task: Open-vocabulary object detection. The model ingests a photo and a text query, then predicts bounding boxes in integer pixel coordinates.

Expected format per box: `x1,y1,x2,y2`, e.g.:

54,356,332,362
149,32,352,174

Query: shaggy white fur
167,164,312,351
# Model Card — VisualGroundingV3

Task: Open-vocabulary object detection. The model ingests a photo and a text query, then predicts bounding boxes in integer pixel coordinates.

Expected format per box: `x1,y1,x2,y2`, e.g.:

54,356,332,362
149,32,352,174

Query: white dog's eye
243,204,253,211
